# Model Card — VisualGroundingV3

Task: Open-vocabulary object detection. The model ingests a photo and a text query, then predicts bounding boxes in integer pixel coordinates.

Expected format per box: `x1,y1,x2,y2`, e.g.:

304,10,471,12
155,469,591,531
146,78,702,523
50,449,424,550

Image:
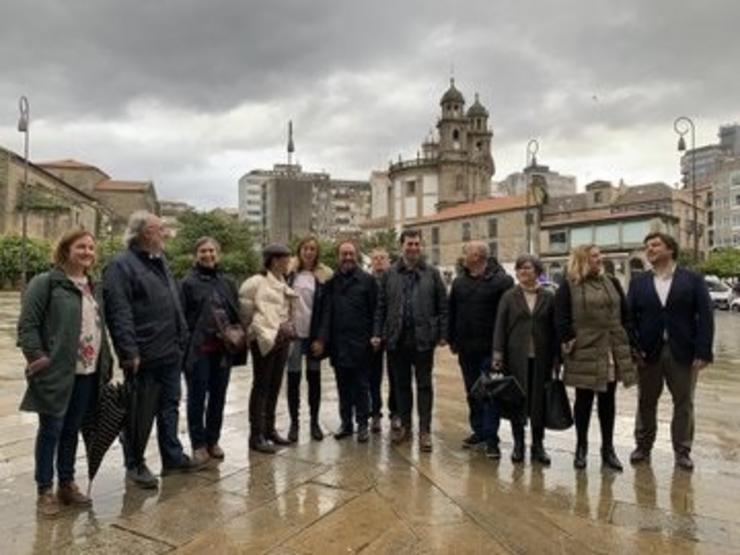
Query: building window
488,241,498,259
488,217,498,238
455,175,464,191
549,230,567,252
462,222,471,241
405,181,416,196
431,226,440,245
594,191,603,204
430,247,440,266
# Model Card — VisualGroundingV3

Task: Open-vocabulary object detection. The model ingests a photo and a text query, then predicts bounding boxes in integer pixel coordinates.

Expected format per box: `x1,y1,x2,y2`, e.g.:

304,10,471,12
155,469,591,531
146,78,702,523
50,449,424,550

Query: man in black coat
627,232,714,471
318,241,377,442
372,230,448,452
448,241,513,458
104,211,202,489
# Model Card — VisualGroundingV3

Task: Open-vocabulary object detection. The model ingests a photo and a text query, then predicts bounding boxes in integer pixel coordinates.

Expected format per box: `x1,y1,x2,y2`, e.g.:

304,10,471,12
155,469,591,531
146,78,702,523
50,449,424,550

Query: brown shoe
391,424,408,444
192,447,211,466
371,416,382,434
37,490,60,517
58,482,92,507
207,444,225,460
419,432,433,453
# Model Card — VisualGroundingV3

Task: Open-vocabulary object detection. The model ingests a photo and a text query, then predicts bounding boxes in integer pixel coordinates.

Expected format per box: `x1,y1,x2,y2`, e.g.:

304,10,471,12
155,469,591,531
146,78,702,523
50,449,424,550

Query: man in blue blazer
627,232,714,471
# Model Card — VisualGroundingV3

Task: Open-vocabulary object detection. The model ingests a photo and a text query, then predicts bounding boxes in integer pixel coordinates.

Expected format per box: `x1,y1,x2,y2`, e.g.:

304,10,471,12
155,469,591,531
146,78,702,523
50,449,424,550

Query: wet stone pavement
0,291,739,554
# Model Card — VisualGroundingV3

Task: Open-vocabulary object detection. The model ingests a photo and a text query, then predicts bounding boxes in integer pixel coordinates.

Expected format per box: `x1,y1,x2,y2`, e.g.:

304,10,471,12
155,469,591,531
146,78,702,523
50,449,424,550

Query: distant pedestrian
368,247,396,433
239,244,297,454
555,244,636,471
449,241,513,459
318,241,377,442
181,237,246,465
18,229,113,516
104,211,200,490
492,254,558,465
284,236,333,443
372,230,448,452
627,232,714,471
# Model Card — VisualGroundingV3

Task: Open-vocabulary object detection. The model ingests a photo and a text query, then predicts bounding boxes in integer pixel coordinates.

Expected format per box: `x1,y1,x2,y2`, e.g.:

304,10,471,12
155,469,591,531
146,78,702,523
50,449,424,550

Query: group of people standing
17,208,714,518
454,232,714,475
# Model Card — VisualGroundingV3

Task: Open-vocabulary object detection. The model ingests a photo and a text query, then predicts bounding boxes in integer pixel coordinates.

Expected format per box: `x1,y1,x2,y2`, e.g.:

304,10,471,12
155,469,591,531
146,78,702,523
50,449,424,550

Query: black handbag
470,372,525,420
544,379,573,430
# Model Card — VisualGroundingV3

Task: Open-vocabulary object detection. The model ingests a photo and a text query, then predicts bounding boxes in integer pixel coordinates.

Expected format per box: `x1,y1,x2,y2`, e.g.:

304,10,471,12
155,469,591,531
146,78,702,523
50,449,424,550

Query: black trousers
389,343,434,433
334,366,370,430
573,381,616,448
369,349,397,418
249,341,290,440
511,359,545,446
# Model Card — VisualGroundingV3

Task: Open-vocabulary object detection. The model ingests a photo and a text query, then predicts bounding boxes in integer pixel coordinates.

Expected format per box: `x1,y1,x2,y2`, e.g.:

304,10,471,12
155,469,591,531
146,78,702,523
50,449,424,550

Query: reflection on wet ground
0,293,739,553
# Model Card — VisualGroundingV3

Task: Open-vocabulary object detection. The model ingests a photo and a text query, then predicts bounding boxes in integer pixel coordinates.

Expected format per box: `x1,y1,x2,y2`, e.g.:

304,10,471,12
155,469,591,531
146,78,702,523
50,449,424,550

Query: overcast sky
1,0,738,208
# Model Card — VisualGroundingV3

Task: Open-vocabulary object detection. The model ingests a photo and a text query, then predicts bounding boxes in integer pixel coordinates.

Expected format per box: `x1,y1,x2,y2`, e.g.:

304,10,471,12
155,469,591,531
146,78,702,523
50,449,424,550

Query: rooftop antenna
287,120,295,166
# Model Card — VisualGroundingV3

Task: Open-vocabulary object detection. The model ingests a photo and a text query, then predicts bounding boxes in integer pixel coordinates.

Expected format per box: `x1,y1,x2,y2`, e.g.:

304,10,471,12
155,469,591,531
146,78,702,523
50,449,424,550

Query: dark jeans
389,343,434,433
458,352,500,444
369,349,396,418
286,339,321,423
186,352,232,450
334,366,370,430
249,341,290,440
122,362,186,470
35,374,96,492
574,381,617,448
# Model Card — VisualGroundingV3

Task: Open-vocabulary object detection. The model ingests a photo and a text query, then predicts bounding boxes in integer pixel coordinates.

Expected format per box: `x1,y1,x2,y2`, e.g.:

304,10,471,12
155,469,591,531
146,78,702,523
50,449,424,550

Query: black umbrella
81,381,129,495
123,370,161,471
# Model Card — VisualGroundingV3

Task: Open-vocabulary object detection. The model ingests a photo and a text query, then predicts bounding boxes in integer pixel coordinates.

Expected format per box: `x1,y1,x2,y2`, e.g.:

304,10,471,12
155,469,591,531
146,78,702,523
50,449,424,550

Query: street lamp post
525,139,539,254
17,96,30,291
674,116,699,262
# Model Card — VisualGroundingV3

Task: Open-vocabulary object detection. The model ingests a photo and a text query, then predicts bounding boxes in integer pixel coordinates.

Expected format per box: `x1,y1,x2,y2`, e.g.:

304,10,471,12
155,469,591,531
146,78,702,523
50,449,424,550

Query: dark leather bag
212,306,246,354
544,378,573,430
470,372,525,420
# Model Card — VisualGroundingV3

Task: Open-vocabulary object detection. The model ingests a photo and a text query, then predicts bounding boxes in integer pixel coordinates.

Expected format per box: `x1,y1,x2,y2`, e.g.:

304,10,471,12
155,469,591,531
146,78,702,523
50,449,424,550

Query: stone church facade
385,79,495,231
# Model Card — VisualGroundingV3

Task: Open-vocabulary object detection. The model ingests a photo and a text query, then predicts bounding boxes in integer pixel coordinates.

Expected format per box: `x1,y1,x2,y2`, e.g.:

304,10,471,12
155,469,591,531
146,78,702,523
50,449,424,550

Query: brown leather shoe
208,444,225,460
57,482,92,507
419,432,433,453
371,416,382,434
37,490,60,517
192,447,211,466
391,424,409,444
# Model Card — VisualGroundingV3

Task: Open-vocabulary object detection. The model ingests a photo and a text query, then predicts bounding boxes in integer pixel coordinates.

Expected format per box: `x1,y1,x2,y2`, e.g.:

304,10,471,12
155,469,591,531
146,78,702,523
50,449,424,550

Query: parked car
706,279,732,310
731,297,740,312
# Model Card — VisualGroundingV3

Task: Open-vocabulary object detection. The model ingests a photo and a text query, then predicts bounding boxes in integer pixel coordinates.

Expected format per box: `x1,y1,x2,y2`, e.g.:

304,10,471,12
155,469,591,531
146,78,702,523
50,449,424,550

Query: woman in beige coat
240,244,297,454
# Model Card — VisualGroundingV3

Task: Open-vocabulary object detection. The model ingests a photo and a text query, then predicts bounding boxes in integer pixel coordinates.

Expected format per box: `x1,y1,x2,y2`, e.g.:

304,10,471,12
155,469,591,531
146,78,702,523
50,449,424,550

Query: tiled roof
38,159,109,176
407,195,528,226
95,179,152,192
542,193,588,214
614,182,675,205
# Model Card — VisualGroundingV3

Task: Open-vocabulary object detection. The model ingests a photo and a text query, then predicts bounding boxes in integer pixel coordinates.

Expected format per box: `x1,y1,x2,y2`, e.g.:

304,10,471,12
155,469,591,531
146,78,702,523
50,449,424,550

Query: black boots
511,425,525,464
288,371,323,442
601,446,623,472
530,427,551,466
574,443,587,469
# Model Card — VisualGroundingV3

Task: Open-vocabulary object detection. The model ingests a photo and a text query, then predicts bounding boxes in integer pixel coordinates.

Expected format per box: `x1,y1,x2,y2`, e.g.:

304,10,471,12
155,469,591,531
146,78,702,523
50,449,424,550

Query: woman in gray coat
492,255,558,465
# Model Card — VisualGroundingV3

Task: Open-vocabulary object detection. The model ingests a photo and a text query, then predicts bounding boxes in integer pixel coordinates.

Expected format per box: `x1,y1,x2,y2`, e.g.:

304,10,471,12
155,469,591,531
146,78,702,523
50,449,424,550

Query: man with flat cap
239,244,298,453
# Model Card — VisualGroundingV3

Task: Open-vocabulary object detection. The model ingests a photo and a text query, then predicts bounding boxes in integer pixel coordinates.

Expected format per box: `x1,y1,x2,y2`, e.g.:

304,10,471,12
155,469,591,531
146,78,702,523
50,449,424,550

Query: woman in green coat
492,255,559,466
18,229,112,517
554,244,636,472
